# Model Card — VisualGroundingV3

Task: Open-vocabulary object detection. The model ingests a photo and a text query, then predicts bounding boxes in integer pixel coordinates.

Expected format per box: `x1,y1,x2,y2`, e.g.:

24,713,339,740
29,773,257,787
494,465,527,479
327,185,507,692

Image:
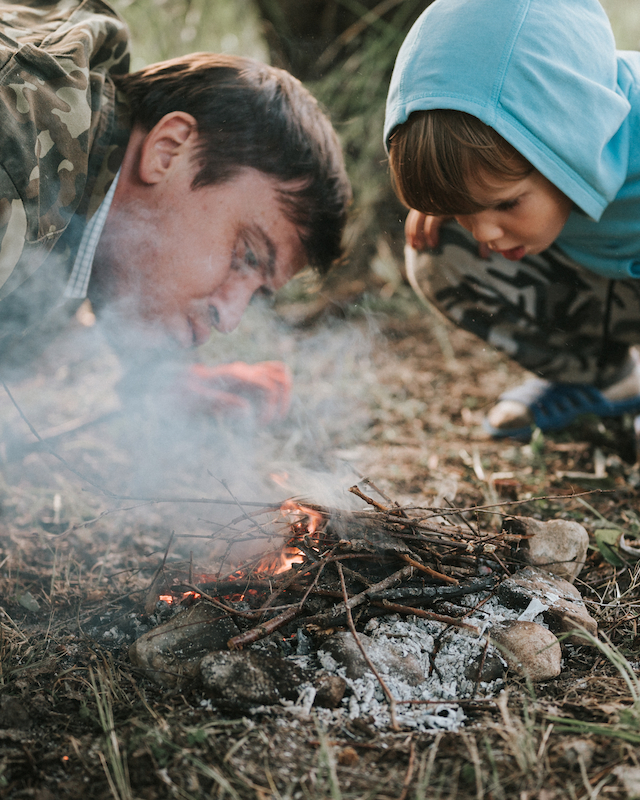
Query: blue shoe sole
483,379,640,440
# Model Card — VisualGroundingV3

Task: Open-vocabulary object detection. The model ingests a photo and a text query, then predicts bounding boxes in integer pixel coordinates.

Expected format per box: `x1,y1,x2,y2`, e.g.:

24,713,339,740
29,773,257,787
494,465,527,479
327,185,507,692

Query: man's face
94,166,307,348
454,169,572,261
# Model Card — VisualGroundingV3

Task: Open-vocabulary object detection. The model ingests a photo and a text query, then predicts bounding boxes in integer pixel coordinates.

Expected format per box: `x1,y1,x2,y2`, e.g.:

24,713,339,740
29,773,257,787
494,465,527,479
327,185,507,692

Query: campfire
130,487,595,731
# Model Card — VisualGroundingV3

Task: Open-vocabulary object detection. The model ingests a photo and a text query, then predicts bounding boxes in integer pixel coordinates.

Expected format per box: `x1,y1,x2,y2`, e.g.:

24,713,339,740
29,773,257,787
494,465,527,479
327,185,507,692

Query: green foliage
113,0,267,69
308,0,426,276
595,528,626,567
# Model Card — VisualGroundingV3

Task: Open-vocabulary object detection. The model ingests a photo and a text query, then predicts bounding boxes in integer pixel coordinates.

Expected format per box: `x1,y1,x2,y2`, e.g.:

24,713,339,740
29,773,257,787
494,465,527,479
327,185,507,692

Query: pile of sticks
159,486,524,651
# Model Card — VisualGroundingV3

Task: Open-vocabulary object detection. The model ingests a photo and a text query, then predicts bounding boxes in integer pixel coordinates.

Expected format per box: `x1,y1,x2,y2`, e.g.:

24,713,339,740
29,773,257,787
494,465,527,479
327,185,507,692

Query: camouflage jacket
0,0,131,367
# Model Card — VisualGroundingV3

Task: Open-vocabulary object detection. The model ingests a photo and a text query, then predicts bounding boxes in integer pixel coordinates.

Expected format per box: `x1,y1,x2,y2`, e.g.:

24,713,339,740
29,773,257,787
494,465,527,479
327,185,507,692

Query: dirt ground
2,284,640,799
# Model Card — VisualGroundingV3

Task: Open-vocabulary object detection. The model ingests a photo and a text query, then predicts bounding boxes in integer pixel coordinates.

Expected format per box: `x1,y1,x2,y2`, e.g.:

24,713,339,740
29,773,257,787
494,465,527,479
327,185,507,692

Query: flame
280,499,324,535
153,500,326,606
157,590,200,605
252,545,303,575
246,499,326,576
270,471,290,488
273,547,304,574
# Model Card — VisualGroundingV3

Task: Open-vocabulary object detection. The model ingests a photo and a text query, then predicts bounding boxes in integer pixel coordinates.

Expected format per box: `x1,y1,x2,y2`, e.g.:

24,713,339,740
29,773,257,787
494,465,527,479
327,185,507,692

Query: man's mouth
186,315,212,348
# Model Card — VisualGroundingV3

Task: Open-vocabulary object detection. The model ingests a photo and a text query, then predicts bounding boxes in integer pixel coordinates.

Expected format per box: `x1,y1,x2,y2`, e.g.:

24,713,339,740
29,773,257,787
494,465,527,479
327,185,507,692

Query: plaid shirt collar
64,170,120,300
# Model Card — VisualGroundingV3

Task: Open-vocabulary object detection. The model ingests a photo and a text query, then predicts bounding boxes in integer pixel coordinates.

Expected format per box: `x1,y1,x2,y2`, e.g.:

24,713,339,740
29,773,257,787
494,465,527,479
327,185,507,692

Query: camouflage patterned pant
408,222,640,388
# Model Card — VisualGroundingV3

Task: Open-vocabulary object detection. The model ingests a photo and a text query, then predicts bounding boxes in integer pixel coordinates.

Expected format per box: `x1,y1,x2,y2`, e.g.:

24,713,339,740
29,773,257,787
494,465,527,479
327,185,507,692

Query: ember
157,590,200,605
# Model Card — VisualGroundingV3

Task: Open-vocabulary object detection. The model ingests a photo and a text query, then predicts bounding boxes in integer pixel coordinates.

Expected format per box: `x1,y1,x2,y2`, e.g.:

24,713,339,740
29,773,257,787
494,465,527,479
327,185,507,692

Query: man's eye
231,244,259,272
244,246,258,268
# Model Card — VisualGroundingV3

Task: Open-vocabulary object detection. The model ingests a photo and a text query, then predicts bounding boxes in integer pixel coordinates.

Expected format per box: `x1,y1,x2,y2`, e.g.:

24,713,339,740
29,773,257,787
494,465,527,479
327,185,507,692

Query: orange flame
157,590,200,605
270,471,290,488
280,499,324,535
273,547,304,574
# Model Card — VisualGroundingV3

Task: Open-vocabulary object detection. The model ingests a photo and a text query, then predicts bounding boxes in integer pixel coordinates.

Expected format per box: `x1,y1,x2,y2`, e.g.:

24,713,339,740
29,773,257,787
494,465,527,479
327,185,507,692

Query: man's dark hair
116,54,351,273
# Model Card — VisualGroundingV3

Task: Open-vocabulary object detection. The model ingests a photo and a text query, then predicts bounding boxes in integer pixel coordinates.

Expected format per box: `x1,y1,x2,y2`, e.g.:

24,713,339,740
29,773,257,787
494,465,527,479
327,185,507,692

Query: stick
337,563,400,731
398,738,416,800
2,379,117,498
303,565,414,628
348,485,391,513
399,554,458,584
144,532,175,615
370,600,480,631
227,606,302,650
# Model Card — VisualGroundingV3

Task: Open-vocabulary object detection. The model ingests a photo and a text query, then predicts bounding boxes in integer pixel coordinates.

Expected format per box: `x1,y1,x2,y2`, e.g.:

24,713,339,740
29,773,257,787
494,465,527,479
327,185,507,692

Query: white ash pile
128,504,596,732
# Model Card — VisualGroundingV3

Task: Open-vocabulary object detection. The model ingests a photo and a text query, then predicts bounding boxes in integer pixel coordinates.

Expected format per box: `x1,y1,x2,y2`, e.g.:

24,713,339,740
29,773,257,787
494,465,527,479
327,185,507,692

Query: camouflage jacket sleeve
0,0,130,313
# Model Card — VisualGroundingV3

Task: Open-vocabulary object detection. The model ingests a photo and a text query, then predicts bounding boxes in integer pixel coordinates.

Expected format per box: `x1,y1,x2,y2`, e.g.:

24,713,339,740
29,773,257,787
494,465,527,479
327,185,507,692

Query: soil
2,286,640,799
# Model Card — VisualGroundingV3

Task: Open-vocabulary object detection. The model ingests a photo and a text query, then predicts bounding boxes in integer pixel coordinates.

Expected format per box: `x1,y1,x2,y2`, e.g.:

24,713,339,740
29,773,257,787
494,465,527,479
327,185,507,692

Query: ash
286,597,543,733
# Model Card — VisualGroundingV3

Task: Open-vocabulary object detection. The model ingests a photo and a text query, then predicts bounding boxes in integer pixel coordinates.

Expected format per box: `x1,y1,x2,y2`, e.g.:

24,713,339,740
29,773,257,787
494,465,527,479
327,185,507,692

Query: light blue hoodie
384,0,640,279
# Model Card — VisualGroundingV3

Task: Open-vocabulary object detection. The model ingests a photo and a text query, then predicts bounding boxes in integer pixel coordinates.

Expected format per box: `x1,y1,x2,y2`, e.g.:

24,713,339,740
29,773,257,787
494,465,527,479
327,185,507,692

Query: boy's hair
388,109,531,216
116,54,351,273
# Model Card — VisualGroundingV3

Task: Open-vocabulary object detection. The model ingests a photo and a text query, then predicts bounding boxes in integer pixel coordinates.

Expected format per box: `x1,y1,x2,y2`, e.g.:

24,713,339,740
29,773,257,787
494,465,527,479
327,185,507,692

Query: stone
464,650,506,683
504,516,589,583
128,601,240,687
314,672,347,708
498,566,597,644
557,738,596,769
0,696,30,729
200,650,305,708
318,630,425,685
490,621,562,681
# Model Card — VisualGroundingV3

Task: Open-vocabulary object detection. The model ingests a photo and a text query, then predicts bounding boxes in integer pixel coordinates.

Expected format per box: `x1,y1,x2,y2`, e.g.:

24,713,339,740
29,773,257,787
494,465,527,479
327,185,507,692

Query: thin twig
2,379,117,497
337,562,400,731
304,565,414,627
398,737,416,800
370,600,480,631
361,477,406,515
349,485,391,513
144,532,175,615
399,553,458,585
227,606,302,650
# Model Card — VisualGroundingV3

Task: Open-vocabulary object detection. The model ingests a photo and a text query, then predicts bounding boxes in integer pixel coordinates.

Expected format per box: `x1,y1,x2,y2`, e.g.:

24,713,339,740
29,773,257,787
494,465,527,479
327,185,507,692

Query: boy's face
454,169,572,260
93,167,307,348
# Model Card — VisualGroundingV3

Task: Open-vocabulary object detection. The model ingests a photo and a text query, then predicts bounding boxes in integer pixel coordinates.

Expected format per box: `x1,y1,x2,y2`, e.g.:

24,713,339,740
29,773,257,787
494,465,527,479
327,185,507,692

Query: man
0,1,350,421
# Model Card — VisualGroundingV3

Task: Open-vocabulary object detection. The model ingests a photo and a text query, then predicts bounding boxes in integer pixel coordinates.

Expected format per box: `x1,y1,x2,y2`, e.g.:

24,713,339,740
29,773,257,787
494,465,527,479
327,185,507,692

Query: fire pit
129,487,595,731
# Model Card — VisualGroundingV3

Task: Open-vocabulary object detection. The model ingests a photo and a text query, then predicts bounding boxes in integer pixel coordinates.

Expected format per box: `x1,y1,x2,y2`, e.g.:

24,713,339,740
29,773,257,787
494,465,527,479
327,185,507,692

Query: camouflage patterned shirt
0,0,131,366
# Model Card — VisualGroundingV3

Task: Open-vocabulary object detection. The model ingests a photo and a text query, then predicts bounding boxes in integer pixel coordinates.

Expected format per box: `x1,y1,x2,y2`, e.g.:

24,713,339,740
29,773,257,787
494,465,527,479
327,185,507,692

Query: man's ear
138,112,197,184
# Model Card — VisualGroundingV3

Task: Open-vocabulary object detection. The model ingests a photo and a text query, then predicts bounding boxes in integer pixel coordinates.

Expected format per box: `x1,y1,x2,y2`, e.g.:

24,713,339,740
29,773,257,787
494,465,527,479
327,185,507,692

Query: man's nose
456,213,502,243
209,287,255,334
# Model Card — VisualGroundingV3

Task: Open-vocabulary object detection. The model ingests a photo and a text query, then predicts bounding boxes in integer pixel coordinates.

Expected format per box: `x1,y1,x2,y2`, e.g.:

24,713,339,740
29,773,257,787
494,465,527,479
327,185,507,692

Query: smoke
0,288,379,562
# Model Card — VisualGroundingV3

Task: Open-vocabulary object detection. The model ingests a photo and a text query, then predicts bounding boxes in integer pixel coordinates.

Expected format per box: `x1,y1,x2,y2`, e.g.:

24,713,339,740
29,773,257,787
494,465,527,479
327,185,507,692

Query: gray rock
200,650,305,707
498,566,597,644
490,621,562,681
464,650,506,683
0,696,30,729
505,516,589,583
315,672,347,708
129,601,240,687
319,630,425,685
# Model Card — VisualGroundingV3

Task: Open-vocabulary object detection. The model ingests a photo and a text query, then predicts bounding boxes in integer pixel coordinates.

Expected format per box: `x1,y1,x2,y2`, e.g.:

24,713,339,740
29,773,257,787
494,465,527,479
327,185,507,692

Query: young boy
384,0,640,439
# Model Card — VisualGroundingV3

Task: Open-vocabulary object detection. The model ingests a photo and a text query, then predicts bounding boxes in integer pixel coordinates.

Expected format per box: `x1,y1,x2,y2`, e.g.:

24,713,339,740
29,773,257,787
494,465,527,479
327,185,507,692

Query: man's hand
182,361,293,425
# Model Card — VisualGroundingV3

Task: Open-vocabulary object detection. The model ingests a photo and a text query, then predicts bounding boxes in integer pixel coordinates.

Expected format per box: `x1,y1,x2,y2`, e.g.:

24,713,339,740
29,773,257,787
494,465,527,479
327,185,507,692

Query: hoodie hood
384,0,631,222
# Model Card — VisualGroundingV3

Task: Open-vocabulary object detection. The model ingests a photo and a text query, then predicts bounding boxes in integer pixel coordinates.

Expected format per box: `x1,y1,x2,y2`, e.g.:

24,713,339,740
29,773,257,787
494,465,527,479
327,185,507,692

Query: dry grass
3,302,640,798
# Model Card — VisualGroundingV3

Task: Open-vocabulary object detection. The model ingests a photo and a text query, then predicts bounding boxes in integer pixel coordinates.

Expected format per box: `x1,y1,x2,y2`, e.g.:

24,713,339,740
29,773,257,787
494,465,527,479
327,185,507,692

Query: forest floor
2,284,640,799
